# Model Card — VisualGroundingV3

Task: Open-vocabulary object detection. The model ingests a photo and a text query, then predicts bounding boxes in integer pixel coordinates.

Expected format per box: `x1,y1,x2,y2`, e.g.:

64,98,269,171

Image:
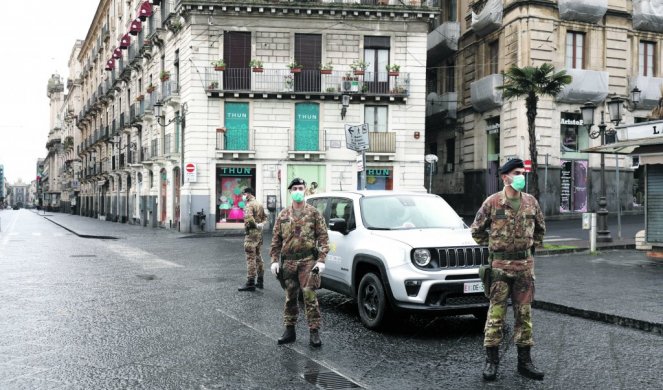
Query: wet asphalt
0,209,661,389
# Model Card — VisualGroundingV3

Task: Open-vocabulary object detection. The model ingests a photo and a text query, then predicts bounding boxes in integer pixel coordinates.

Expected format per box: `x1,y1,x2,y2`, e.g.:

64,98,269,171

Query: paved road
0,210,661,389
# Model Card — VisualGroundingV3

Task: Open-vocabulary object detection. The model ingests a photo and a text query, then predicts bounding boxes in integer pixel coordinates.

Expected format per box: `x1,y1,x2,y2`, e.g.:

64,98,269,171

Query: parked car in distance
307,191,490,329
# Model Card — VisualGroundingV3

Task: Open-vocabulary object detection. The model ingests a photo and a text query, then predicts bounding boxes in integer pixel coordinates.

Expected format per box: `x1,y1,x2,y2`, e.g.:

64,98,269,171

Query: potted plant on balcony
287,59,303,73
390,85,407,94
146,83,155,93
208,81,219,90
386,64,400,77
136,94,145,101
160,70,170,81
211,59,226,71
249,59,264,72
320,61,334,75
350,60,368,75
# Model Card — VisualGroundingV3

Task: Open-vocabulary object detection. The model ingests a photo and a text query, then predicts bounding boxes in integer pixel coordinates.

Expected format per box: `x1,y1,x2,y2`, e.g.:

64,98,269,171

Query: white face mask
242,195,248,201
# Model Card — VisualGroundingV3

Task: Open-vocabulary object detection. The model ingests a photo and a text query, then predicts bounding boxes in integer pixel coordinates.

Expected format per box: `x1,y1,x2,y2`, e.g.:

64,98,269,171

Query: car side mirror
329,218,348,235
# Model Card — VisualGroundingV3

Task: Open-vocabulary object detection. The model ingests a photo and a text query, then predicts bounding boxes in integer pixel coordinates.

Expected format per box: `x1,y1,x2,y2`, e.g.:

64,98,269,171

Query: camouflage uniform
471,188,545,347
244,195,267,279
270,203,329,330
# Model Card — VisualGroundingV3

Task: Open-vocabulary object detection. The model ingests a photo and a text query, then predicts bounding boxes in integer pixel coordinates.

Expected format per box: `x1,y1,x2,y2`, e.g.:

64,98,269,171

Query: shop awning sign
345,123,370,152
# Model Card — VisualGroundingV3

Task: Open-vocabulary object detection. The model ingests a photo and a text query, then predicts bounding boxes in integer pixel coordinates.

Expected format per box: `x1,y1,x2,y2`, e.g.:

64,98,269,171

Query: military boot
238,278,256,292
482,346,499,381
256,275,264,289
278,326,296,345
517,346,544,380
309,329,321,348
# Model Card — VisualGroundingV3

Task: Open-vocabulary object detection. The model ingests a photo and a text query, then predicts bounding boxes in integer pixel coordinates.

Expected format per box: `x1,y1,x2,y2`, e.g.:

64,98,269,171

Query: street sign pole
361,150,367,190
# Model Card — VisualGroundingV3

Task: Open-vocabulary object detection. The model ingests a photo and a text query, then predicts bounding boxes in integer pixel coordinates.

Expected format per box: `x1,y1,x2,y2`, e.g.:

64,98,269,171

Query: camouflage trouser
282,258,321,330
484,267,535,347
244,232,264,279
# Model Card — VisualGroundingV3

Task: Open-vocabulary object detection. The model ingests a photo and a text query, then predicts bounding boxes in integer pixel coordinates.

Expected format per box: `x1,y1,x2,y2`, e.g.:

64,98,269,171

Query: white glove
256,223,264,230
313,262,325,275
271,262,280,275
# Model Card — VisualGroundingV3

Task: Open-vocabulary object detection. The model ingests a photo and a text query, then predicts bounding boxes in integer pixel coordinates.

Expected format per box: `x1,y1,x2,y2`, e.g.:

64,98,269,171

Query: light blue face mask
291,191,305,203
242,195,247,201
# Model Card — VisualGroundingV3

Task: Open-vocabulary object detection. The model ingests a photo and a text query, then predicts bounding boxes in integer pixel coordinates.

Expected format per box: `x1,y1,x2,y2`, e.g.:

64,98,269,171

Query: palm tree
499,63,572,201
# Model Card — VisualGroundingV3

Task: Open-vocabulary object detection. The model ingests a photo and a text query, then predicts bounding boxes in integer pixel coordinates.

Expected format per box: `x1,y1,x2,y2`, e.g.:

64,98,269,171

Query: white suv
307,191,489,329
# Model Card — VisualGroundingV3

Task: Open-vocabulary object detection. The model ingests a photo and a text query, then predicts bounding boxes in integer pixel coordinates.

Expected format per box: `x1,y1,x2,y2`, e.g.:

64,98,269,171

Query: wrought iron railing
205,67,409,96
367,131,396,153
288,128,326,152
215,128,256,151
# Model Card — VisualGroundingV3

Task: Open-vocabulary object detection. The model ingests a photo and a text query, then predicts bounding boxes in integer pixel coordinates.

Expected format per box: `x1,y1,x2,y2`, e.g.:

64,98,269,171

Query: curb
43,217,118,240
537,244,636,256
180,230,245,239
533,300,662,336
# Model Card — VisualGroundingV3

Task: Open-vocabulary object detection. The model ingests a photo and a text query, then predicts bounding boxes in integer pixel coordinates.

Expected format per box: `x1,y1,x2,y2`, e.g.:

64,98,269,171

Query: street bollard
590,213,597,253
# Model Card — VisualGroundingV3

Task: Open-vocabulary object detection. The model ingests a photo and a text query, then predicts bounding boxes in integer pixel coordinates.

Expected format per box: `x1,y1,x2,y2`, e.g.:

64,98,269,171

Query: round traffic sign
185,163,195,173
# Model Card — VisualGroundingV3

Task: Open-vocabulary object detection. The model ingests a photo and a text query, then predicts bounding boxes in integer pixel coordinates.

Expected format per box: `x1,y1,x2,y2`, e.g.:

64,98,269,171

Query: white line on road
544,238,578,242
105,241,183,269
32,232,42,236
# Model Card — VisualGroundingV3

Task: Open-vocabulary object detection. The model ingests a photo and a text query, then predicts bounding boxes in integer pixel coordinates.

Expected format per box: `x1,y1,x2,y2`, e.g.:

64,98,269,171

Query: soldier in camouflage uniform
470,158,546,382
270,178,329,347
238,187,267,292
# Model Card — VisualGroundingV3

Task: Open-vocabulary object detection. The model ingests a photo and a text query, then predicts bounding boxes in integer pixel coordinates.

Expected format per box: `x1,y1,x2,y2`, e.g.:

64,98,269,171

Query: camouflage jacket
244,197,267,234
270,203,329,264
470,189,545,253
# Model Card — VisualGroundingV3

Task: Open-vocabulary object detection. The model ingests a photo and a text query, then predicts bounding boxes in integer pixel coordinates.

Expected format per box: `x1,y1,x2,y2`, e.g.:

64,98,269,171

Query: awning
138,2,153,21
112,47,122,59
120,33,131,49
582,136,663,154
130,19,142,36
105,58,115,71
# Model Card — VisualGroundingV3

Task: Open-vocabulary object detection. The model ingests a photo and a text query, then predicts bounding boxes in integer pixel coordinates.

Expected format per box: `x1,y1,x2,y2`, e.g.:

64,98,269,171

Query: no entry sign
524,160,532,173
185,163,197,182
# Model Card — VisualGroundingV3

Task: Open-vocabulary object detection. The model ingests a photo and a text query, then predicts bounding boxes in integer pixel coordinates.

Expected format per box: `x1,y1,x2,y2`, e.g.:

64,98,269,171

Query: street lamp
580,97,630,243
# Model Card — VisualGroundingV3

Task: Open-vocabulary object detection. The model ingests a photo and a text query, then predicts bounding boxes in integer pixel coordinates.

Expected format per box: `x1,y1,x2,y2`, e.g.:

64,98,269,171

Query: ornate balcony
426,92,457,119
205,67,409,101
633,0,663,33
470,74,503,113
471,0,502,37
558,0,607,24
556,69,609,104
630,75,663,110
427,22,459,64
215,128,256,160
366,131,396,161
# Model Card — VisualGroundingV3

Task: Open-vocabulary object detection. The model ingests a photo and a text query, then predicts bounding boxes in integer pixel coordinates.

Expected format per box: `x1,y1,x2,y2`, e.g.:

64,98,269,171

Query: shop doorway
160,168,167,225
560,160,588,213
173,167,181,228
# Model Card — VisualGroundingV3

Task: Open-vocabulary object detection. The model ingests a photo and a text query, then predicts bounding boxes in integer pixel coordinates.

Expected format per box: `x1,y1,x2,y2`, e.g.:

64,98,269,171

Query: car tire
357,272,389,329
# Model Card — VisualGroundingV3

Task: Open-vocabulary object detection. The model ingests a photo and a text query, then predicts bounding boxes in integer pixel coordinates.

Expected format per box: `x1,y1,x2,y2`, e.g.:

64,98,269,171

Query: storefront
486,116,500,194
357,167,393,190
216,165,256,224
560,113,589,213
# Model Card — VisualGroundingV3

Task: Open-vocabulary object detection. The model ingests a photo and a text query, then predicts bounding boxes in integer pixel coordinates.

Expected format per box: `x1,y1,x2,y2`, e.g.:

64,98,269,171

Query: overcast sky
0,1,99,184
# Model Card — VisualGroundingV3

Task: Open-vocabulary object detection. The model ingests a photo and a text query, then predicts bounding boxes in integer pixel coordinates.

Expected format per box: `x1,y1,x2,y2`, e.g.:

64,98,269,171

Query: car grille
438,247,489,268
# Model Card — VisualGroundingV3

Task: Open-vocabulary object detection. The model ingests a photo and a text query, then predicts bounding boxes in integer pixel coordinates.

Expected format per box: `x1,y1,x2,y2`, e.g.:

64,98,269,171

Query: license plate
464,282,484,294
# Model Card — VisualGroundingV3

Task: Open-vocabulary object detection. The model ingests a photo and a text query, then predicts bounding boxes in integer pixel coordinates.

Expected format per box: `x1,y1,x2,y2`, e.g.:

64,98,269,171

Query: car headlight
413,249,431,266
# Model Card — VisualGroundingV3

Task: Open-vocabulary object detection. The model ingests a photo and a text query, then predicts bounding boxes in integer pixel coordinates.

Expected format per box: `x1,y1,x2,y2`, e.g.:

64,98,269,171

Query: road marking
105,241,183,269
544,238,577,242
0,214,19,247
32,232,42,236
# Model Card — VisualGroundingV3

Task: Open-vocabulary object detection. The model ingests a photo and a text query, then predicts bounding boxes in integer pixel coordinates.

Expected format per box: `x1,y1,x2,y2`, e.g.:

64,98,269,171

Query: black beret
242,187,254,195
499,158,525,174
288,177,306,189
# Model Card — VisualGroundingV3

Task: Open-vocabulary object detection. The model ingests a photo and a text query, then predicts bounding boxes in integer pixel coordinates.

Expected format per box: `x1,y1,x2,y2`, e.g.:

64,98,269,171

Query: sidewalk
38,211,661,335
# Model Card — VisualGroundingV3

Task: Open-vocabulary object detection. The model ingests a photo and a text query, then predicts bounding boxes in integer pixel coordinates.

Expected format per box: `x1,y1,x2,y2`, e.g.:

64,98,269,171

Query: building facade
60,0,435,232
426,0,661,215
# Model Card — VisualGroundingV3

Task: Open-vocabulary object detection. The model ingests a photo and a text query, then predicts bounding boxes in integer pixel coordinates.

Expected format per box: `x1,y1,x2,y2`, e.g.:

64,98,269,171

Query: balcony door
224,32,251,90
295,103,319,151
225,102,249,150
364,36,390,94
294,34,321,92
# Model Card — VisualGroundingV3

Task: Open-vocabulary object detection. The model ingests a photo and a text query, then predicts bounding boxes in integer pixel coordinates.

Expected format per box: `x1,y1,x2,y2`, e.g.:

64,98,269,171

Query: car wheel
357,272,388,329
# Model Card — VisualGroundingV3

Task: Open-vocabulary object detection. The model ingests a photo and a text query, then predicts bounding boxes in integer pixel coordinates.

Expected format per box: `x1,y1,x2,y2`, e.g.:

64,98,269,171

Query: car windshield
360,194,465,230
